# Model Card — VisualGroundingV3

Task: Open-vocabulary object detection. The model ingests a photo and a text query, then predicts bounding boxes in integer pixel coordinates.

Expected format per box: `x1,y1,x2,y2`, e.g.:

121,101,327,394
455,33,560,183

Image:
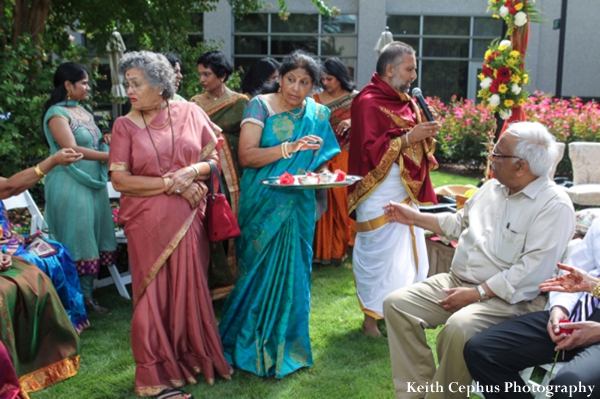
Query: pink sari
0,342,24,399
109,102,232,396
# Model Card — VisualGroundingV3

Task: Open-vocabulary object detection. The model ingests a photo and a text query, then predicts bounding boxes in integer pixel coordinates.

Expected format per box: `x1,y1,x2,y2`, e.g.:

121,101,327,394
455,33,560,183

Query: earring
159,91,163,96
67,90,71,100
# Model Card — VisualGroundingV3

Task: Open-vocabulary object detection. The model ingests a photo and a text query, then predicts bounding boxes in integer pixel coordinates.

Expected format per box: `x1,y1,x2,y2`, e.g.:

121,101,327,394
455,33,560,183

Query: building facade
203,0,600,101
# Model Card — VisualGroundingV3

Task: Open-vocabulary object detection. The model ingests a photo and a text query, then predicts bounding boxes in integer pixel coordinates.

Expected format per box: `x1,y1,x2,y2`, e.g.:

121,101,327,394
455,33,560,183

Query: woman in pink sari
109,51,231,399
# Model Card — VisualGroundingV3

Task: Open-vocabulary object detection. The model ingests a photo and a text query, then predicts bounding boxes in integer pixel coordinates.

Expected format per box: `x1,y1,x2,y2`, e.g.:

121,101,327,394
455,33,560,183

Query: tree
0,0,334,187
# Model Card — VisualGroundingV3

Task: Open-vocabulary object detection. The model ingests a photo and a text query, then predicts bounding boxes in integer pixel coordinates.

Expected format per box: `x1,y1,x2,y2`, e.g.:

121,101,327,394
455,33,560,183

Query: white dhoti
353,163,429,318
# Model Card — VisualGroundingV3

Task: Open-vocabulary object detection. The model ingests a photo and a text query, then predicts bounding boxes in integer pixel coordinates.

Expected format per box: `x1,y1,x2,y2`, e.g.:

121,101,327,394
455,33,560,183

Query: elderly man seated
464,218,600,399
381,121,575,399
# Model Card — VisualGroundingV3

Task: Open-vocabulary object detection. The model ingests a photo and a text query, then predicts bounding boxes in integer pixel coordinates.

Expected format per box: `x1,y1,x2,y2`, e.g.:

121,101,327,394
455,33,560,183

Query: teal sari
219,96,340,378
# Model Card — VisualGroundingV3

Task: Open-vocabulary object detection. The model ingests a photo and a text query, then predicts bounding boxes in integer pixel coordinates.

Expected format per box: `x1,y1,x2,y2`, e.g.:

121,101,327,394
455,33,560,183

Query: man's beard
390,74,410,93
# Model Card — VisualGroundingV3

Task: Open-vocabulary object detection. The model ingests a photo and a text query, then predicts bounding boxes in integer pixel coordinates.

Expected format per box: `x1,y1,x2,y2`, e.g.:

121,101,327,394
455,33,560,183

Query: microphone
411,88,435,122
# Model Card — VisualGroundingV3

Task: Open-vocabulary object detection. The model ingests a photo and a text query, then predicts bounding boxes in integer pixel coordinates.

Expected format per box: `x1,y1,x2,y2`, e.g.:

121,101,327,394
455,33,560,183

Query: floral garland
479,0,541,119
478,39,529,120
487,0,541,36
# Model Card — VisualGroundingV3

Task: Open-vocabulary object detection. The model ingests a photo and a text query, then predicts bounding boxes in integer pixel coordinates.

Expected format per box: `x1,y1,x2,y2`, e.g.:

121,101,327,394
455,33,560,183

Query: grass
30,170,480,399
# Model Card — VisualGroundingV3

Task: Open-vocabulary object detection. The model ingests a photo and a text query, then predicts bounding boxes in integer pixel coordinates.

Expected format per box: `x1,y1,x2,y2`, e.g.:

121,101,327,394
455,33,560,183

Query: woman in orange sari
109,51,231,399
312,58,358,265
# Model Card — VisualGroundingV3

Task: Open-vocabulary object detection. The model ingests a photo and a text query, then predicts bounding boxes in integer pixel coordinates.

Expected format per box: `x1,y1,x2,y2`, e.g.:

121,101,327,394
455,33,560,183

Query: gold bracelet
163,177,171,188
592,281,600,299
190,164,200,179
34,164,46,178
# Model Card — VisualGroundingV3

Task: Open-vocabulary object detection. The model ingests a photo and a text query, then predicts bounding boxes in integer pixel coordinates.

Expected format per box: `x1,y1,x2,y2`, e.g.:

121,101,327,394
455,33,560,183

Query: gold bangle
34,164,46,178
592,281,600,299
163,177,171,188
190,164,200,179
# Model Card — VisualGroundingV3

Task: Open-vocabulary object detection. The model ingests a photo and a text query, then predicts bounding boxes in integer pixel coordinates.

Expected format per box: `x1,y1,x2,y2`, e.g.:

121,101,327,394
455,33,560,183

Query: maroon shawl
348,73,437,213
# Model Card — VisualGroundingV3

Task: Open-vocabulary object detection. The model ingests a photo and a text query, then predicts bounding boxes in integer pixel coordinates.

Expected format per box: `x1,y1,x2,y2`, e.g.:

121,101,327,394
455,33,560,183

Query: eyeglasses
490,147,522,160
123,81,146,91
490,151,521,159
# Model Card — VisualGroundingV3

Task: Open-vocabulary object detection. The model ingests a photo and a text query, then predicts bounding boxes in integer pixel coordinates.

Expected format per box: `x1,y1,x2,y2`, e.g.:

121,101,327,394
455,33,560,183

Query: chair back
107,181,121,199
548,142,565,180
3,190,46,235
569,142,600,185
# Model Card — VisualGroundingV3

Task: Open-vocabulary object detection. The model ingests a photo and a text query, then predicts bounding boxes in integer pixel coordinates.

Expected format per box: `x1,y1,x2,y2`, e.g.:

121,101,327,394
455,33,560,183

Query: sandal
156,389,194,399
84,298,109,314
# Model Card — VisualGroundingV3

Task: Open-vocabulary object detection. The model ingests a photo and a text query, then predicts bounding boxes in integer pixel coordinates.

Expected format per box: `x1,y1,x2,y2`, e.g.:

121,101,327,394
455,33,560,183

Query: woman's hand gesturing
289,135,323,153
51,148,84,166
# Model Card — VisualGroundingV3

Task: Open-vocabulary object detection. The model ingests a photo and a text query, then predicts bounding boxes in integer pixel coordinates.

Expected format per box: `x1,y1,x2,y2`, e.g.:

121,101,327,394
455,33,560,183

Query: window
233,13,358,81
387,15,502,102
188,12,204,47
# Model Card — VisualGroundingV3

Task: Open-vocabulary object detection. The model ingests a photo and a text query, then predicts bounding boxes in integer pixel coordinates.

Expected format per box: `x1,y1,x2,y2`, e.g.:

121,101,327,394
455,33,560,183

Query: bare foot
84,298,109,314
362,315,384,337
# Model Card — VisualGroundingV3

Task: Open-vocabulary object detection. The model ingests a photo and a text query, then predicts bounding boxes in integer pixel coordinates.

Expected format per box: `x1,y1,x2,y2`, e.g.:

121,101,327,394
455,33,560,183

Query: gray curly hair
118,51,175,100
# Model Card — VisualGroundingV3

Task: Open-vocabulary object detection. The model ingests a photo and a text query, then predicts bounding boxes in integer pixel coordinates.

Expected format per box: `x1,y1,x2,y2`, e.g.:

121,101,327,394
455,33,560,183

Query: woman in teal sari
219,51,340,378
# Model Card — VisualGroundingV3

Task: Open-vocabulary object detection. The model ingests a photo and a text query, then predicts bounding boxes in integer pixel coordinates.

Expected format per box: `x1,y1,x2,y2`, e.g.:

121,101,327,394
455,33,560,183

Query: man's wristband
592,281,600,299
476,284,490,301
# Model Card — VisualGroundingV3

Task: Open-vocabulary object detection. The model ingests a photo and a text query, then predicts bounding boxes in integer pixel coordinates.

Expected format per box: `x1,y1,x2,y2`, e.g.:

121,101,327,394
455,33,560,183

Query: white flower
499,109,513,120
511,84,522,95
500,40,512,49
515,11,528,27
480,77,493,89
489,94,501,108
500,6,509,17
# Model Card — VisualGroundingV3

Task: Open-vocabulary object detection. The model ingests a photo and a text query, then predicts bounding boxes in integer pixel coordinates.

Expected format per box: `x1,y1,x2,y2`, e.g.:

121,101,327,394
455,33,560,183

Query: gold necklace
281,98,305,121
141,101,175,174
141,104,170,130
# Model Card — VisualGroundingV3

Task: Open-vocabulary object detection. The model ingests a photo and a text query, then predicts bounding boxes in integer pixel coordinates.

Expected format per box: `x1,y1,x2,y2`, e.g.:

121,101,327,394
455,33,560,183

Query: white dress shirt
437,176,575,304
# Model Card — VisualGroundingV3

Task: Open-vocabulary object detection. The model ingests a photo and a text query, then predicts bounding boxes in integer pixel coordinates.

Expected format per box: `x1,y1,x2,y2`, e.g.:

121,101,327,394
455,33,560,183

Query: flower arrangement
487,0,541,36
477,39,530,120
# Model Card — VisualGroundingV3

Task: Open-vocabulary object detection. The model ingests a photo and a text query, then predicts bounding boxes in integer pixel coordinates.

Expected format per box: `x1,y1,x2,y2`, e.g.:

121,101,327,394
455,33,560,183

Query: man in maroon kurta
348,41,440,337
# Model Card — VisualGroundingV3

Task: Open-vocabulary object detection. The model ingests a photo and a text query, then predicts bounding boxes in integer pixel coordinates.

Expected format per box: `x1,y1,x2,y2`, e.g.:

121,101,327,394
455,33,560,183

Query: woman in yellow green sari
312,58,359,265
190,51,249,300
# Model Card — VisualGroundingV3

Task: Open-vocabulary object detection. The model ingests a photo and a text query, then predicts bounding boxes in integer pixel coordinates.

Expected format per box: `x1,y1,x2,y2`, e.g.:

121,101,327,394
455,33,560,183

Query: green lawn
31,171,479,399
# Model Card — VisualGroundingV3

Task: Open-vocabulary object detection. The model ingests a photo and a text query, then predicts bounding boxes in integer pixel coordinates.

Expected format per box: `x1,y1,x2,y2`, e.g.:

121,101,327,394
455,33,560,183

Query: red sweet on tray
334,169,347,182
279,171,295,185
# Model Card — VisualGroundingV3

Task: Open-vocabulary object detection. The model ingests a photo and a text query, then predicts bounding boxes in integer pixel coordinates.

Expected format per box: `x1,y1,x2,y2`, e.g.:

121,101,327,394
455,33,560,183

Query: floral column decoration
478,0,541,124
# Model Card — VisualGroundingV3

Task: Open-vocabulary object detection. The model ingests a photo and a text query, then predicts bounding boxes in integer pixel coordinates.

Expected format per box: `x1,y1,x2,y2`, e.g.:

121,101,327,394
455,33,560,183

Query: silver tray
260,175,362,190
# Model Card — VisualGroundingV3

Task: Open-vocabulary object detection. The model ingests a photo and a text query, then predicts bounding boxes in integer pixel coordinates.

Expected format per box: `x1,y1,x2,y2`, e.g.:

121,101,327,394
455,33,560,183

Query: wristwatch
476,285,490,302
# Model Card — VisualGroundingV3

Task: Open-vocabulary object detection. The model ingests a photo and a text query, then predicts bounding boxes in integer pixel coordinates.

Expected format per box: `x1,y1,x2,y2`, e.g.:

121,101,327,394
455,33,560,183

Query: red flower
486,52,497,63
482,65,494,77
490,79,501,94
279,171,295,185
334,169,347,182
497,66,512,83
558,319,574,335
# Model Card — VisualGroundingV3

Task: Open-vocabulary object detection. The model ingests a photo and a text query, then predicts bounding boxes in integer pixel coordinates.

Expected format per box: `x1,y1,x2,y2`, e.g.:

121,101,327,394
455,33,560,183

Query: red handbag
205,162,241,242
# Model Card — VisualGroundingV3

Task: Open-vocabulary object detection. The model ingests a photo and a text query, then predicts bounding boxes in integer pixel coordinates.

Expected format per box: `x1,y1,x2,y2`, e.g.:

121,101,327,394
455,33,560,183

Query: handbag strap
207,161,226,201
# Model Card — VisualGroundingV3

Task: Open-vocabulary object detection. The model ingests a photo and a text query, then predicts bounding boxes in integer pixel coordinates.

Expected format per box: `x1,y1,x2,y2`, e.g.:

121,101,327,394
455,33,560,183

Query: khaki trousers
383,271,547,399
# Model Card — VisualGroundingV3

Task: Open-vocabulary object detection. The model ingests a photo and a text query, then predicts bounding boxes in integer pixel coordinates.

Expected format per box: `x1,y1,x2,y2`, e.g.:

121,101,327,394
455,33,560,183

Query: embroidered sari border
133,209,197,307
19,355,80,393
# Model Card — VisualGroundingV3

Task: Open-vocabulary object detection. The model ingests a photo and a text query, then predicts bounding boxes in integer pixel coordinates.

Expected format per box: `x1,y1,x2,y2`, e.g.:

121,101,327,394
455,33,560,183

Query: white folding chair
93,181,131,299
3,190,46,236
